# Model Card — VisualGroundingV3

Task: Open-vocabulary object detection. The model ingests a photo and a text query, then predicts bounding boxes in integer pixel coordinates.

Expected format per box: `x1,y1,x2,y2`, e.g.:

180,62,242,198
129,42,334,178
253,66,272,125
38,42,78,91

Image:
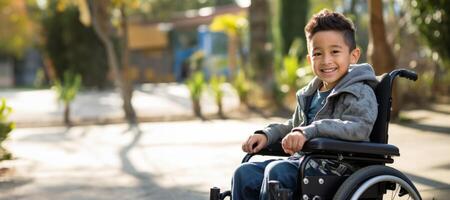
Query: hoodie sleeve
255,105,301,145
293,84,378,142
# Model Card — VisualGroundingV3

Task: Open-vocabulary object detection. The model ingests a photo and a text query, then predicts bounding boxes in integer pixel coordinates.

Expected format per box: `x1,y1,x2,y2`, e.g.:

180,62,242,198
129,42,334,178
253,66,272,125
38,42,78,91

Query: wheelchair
210,69,422,200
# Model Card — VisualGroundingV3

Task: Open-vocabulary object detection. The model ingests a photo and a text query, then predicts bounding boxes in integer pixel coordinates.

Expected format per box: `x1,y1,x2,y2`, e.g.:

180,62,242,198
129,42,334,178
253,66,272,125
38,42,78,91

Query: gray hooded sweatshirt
259,63,379,146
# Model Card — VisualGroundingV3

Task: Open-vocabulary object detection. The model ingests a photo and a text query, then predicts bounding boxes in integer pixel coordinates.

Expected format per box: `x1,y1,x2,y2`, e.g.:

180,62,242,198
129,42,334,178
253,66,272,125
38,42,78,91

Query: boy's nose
323,53,333,64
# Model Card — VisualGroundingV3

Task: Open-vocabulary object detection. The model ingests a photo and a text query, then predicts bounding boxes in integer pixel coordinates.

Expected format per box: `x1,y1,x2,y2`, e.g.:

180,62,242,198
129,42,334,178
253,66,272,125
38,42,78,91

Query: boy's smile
307,30,360,91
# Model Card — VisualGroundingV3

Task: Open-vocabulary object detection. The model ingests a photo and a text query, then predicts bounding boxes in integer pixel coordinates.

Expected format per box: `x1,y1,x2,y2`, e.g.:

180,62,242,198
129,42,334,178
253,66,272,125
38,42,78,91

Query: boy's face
307,30,360,90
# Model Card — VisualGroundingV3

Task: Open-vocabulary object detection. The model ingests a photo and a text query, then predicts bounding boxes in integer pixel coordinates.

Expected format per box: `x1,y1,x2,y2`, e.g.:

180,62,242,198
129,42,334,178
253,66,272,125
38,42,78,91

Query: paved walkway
0,115,449,200
1,83,240,127
1,85,449,199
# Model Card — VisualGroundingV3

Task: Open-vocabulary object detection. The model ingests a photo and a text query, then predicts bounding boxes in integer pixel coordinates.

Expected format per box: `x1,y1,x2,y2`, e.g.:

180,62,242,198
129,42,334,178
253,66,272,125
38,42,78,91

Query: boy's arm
293,86,378,141
255,106,300,146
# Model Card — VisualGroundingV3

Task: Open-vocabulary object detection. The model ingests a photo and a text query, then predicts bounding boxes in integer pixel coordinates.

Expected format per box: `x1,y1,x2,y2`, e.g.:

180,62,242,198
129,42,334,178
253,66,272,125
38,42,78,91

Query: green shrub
0,98,15,161
233,69,250,105
186,72,205,117
275,38,313,108
42,2,109,88
52,71,82,126
210,75,226,116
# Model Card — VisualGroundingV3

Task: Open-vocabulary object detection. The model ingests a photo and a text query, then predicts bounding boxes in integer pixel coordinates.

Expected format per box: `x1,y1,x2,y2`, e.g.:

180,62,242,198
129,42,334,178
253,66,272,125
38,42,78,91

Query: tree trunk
88,0,137,125
249,0,274,106
228,34,238,77
192,98,202,118
367,0,399,118
217,99,224,118
120,4,137,124
64,102,71,126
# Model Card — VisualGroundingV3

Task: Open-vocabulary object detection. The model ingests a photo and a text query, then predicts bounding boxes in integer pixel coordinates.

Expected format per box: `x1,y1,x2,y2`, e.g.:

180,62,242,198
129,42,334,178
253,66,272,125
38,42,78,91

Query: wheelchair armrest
242,142,289,163
256,142,290,157
302,138,400,156
242,138,399,163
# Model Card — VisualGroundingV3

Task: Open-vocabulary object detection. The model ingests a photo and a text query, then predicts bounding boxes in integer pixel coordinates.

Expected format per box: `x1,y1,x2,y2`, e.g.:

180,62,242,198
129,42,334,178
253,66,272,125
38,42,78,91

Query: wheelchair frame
210,69,422,200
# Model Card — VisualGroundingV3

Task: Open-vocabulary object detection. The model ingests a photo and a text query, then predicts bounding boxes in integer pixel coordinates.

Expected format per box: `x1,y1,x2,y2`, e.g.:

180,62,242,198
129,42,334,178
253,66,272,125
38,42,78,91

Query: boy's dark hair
305,9,356,51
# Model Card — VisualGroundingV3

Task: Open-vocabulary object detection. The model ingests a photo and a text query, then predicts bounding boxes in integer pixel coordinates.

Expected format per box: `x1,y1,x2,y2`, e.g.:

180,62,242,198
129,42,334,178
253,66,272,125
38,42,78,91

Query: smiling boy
232,9,379,200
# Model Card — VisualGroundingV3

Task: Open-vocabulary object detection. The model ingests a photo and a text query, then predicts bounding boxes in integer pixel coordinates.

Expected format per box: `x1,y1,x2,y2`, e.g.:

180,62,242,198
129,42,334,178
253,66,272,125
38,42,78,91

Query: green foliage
0,0,32,57
210,75,226,105
52,71,82,104
135,0,234,21
274,39,313,108
276,39,313,95
42,1,110,88
189,51,205,72
186,72,205,102
0,98,15,161
408,0,449,66
279,0,309,59
232,69,250,104
210,13,248,37
186,72,206,117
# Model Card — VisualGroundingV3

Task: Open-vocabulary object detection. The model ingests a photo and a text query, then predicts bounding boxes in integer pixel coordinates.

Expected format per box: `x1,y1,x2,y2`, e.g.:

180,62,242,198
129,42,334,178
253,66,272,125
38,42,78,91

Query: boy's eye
313,52,322,56
332,50,340,54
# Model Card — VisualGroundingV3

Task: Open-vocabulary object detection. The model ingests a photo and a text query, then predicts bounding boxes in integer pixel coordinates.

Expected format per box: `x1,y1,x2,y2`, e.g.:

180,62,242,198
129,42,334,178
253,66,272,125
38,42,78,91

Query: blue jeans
231,158,301,200
231,157,348,200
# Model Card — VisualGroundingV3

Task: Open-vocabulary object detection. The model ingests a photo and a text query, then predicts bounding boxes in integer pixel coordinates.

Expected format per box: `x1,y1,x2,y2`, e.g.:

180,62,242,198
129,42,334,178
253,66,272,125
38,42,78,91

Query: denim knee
232,162,265,200
264,160,299,188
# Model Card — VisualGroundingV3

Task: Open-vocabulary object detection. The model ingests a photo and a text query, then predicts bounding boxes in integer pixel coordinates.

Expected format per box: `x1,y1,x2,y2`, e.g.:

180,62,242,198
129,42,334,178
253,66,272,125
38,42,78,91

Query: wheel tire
333,165,421,200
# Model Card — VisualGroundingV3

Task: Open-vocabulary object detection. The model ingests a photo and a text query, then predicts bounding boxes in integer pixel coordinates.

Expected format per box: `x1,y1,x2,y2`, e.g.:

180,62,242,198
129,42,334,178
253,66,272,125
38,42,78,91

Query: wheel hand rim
350,175,420,200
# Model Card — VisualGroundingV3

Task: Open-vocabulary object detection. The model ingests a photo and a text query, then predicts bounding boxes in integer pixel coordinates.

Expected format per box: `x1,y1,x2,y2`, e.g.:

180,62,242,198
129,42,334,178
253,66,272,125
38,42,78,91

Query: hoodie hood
334,63,378,90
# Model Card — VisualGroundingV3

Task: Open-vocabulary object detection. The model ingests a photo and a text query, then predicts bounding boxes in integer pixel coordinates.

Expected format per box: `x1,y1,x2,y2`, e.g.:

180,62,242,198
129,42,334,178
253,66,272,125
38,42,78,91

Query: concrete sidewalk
1,117,449,200
1,83,240,127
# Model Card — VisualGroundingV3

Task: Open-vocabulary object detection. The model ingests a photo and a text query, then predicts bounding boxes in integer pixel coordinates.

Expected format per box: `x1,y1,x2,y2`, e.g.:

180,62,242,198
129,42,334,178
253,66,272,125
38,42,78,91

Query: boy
232,9,378,200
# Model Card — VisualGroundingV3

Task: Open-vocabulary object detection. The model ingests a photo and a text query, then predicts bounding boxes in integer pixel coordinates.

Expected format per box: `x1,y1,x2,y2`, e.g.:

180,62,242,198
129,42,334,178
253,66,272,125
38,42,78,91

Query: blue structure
172,25,229,82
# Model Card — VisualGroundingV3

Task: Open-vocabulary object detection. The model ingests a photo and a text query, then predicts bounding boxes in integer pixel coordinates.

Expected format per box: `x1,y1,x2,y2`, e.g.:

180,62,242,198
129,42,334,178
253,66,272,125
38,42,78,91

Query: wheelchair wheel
333,165,421,200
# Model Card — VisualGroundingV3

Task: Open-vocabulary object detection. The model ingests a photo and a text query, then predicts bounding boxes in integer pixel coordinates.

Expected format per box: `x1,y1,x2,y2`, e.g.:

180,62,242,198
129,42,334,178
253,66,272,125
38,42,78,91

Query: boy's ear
350,48,361,64
306,54,311,64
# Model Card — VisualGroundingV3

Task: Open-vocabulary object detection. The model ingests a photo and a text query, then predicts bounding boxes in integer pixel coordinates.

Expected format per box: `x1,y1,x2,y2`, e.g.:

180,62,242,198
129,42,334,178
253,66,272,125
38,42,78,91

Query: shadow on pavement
0,183,205,200
0,177,33,192
432,162,450,170
137,87,192,110
16,128,72,143
397,122,450,135
118,126,207,199
405,172,450,190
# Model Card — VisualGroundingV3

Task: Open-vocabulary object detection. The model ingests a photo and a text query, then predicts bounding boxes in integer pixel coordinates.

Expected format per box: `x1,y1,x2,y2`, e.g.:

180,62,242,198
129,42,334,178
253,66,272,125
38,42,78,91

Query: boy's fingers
282,140,293,155
284,149,293,155
246,140,254,152
253,143,263,153
281,138,288,151
241,143,247,152
291,138,299,152
242,137,253,152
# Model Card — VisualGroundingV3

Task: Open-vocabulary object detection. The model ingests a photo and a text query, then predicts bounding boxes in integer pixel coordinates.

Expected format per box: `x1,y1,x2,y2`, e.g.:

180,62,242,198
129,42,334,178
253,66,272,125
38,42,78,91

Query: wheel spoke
391,183,399,200
335,166,420,200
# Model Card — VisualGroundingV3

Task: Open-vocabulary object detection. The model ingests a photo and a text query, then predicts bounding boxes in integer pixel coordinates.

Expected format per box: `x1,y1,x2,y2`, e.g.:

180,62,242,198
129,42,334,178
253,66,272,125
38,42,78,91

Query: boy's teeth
322,68,336,72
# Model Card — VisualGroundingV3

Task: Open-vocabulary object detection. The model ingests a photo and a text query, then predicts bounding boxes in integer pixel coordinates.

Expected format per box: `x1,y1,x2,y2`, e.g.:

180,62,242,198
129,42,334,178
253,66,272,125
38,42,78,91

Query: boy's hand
242,134,268,154
282,131,307,155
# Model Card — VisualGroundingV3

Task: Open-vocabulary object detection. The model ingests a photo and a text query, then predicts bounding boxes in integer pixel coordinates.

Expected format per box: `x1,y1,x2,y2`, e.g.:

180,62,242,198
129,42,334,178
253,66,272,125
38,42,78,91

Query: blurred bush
232,69,250,106
42,1,110,89
210,75,226,117
275,38,313,109
0,98,15,161
52,71,82,126
186,72,205,117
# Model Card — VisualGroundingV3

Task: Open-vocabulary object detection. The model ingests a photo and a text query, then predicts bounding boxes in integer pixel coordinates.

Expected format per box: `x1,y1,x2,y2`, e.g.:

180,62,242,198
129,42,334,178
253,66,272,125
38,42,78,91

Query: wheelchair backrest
370,73,392,144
